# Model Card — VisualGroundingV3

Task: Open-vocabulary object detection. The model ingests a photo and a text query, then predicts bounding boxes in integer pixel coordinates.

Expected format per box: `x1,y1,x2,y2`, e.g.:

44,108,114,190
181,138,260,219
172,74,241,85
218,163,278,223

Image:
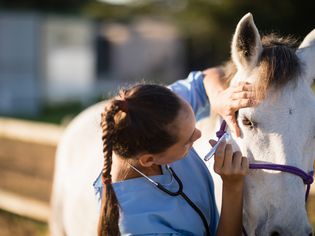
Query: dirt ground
0,209,48,236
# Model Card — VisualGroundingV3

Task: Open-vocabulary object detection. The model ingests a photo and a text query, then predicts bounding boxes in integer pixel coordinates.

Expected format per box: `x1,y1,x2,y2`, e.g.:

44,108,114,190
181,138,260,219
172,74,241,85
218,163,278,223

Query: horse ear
296,29,315,86
231,13,263,72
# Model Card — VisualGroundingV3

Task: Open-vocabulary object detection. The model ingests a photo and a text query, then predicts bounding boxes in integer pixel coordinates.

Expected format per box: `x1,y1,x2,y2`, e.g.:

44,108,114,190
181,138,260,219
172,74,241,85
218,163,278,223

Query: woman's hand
211,82,256,137
203,68,257,137
209,139,248,188
210,139,248,236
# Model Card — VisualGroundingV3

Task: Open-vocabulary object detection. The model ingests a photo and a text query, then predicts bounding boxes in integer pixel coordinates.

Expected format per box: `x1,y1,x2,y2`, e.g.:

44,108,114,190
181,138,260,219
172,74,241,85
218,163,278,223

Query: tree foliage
81,0,314,68
2,0,314,69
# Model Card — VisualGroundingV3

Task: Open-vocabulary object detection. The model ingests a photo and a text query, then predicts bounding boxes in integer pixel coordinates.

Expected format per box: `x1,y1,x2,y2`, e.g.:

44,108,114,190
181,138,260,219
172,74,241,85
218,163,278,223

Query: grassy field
12,102,85,125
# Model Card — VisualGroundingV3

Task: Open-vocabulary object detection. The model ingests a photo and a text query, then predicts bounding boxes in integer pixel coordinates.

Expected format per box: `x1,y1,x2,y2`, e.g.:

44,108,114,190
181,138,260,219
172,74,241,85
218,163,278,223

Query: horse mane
223,33,301,99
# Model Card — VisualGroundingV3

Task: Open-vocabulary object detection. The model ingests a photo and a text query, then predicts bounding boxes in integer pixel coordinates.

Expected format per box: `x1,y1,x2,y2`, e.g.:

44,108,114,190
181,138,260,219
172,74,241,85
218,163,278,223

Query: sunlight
97,0,139,5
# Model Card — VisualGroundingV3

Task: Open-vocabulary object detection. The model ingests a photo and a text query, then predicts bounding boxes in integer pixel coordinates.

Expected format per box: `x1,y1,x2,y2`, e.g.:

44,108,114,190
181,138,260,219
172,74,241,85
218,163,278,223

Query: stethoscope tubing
128,163,211,236
156,167,211,236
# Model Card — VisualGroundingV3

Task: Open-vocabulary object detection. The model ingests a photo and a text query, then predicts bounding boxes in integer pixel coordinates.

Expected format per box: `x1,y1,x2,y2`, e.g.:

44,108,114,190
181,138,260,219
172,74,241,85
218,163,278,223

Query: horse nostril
270,231,280,236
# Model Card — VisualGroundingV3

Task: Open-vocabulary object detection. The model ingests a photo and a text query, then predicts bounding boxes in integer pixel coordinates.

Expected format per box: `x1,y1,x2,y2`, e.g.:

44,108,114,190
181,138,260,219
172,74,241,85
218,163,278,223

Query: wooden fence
0,118,64,222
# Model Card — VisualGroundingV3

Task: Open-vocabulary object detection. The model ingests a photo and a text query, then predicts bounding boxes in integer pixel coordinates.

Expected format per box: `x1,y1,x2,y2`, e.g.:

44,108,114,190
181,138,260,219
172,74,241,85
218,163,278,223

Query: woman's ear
138,153,156,167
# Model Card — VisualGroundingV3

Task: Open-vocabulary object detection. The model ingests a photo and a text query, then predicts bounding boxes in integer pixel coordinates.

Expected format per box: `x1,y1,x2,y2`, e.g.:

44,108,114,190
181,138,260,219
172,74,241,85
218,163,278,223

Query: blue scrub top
94,71,218,235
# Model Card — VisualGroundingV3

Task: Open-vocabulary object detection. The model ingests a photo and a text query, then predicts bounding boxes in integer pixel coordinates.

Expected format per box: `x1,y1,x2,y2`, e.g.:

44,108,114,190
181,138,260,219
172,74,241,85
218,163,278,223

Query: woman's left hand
203,67,257,137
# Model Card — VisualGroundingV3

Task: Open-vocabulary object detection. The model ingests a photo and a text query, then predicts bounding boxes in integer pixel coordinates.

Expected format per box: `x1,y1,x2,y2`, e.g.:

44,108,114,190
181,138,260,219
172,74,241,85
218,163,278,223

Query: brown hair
98,84,181,236
223,33,301,99
256,34,301,99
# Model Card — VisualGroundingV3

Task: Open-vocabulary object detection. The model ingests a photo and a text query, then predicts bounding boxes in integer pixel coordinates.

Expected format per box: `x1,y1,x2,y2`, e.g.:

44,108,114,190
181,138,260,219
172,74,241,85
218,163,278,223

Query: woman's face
153,99,201,165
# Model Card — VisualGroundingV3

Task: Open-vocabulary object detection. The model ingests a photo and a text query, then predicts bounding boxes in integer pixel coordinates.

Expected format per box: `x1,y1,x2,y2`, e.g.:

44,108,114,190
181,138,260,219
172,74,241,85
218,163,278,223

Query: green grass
32,102,84,125
9,102,88,125
0,102,84,125
11,95,107,125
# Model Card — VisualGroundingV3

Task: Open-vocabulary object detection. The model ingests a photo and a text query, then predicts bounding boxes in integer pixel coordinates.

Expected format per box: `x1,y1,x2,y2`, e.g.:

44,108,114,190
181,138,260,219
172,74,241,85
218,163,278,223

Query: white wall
0,12,40,115
42,17,95,104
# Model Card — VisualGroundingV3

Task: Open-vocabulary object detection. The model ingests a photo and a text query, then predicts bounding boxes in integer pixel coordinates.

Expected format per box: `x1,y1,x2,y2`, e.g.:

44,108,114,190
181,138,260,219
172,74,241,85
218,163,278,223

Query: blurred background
0,0,314,235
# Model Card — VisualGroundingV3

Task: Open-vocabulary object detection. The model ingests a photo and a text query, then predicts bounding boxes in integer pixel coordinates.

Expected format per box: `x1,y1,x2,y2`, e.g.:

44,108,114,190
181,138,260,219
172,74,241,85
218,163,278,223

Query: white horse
195,13,315,236
50,13,315,236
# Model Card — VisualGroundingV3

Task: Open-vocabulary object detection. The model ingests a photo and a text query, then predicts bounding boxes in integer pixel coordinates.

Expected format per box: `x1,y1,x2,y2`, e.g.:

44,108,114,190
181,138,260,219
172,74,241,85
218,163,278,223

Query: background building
0,12,184,116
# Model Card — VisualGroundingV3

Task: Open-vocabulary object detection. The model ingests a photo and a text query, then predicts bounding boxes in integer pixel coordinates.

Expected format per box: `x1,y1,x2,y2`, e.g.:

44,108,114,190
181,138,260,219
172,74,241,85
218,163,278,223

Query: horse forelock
223,33,302,99
256,34,302,99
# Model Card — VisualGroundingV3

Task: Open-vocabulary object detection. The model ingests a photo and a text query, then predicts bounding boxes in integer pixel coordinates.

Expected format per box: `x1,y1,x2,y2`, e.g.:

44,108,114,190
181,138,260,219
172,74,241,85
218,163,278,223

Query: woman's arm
209,140,248,236
169,67,256,130
168,71,210,121
217,181,244,236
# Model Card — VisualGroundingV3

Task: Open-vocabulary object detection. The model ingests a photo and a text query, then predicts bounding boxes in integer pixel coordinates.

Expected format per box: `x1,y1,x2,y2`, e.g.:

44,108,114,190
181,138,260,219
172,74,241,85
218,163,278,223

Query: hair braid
98,101,121,236
97,84,181,235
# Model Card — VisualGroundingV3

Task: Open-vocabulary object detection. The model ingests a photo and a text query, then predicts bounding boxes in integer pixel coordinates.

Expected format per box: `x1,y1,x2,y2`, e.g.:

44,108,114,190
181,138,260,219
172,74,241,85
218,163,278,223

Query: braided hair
98,84,181,235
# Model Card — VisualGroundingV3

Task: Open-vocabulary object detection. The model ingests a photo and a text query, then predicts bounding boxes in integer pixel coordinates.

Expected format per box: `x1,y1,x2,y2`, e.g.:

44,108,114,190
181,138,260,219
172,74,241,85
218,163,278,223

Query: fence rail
0,117,64,222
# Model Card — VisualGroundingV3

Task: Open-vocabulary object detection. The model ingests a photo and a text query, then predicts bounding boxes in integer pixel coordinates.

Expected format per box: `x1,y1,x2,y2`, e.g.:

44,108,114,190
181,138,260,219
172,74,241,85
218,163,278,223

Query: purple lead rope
216,120,227,139
215,120,314,236
249,163,314,201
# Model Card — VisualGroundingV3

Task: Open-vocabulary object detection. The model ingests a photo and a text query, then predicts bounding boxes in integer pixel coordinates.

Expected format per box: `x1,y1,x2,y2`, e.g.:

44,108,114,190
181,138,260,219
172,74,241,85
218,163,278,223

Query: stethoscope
128,163,211,236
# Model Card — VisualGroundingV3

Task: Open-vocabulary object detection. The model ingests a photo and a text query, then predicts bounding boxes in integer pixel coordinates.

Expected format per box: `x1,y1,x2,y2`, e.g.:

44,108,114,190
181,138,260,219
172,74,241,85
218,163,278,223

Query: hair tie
102,175,112,185
118,99,128,113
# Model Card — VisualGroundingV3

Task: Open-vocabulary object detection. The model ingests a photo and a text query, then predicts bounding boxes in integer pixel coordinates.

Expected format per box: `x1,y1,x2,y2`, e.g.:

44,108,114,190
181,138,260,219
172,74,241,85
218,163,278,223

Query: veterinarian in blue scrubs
94,68,255,236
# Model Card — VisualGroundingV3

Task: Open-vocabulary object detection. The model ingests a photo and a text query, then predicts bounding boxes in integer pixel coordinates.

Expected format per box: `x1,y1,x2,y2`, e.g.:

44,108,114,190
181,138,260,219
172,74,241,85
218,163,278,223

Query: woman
94,68,256,236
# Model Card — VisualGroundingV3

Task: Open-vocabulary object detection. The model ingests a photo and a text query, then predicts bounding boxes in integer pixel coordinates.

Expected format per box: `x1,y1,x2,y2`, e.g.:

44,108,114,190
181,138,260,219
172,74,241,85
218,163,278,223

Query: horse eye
242,117,255,128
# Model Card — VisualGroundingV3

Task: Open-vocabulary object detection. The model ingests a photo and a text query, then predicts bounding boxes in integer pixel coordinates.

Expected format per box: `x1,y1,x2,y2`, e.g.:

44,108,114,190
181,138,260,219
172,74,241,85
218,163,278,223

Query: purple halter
216,120,314,236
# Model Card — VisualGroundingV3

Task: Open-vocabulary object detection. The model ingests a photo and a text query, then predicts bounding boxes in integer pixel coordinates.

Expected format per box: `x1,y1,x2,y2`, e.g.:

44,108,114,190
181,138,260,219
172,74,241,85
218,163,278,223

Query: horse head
230,13,315,236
